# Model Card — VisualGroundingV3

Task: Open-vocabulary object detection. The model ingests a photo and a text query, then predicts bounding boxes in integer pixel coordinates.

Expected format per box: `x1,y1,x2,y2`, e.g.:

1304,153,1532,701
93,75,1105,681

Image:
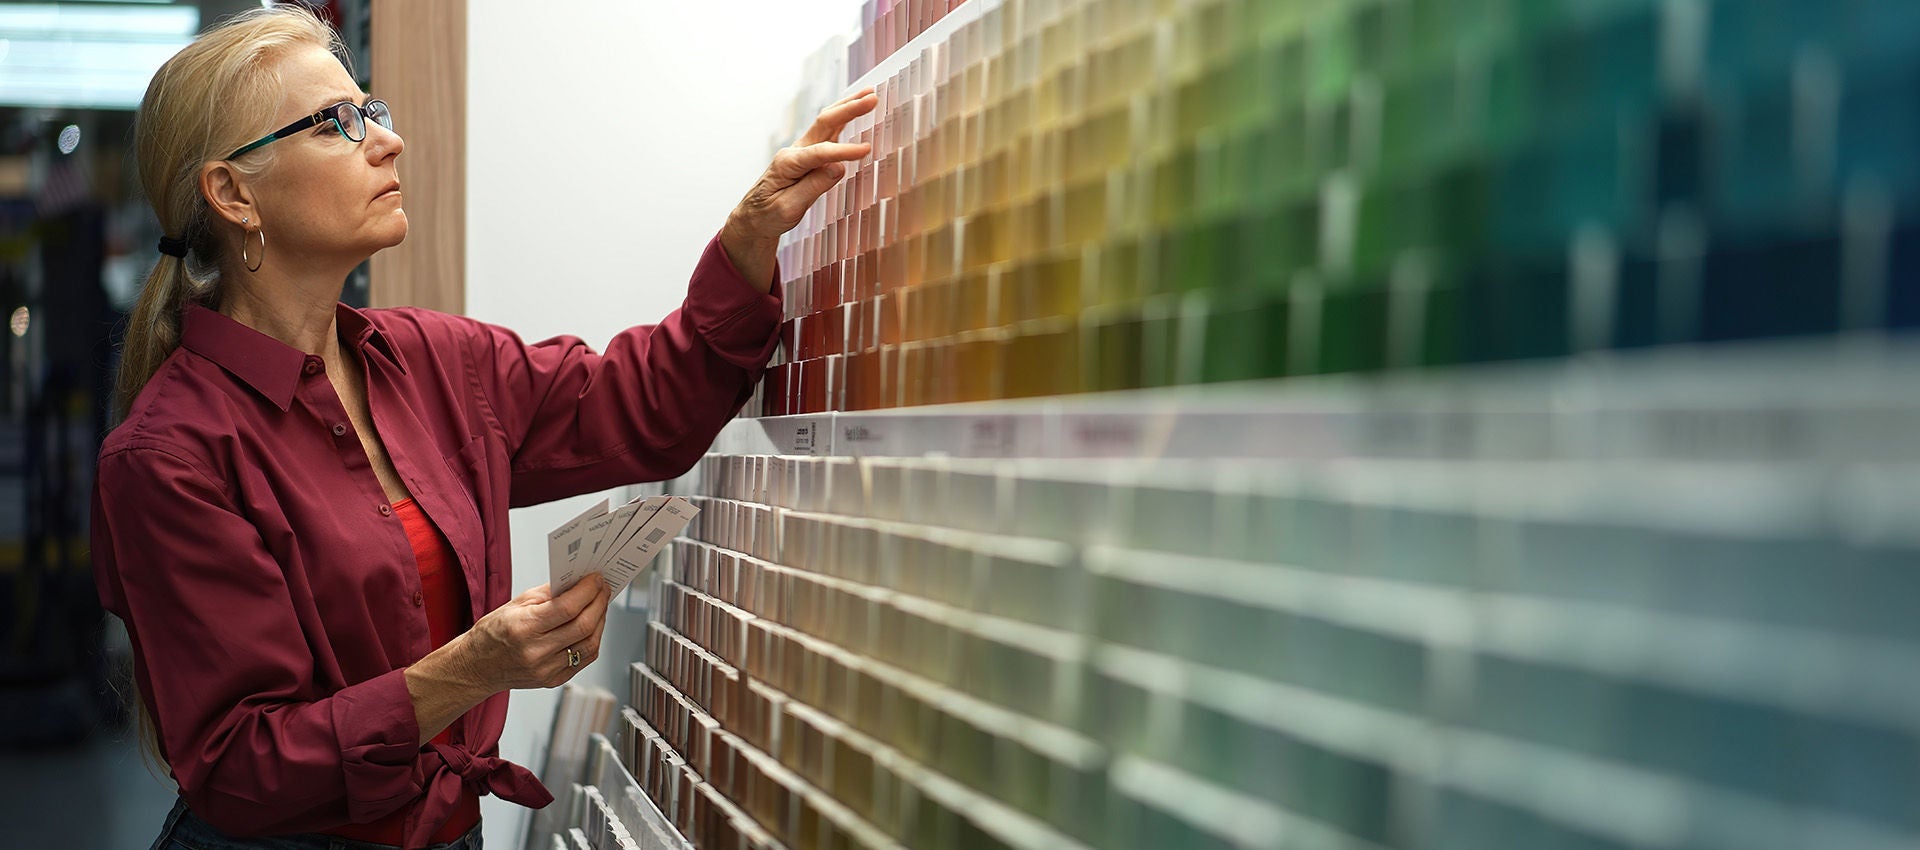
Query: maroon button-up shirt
90,236,779,846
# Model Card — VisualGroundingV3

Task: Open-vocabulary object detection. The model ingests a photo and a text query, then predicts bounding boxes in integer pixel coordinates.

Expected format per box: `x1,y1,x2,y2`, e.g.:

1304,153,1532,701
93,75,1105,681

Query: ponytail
115,255,201,418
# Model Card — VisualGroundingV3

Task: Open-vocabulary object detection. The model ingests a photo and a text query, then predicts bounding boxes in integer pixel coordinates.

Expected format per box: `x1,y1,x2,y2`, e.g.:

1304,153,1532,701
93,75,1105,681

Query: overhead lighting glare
0,4,200,110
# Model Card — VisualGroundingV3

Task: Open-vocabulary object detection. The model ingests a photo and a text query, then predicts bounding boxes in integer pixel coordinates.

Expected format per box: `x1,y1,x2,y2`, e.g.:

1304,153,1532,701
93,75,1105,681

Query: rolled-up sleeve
472,234,782,505
92,444,426,836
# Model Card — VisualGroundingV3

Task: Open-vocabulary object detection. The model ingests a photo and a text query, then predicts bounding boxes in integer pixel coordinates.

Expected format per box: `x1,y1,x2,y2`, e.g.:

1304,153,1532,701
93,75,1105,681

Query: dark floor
0,720,179,849
0,613,178,849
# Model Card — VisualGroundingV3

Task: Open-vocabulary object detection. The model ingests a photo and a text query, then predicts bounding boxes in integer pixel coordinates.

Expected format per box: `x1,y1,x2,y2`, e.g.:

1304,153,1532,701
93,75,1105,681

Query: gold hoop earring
241,218,266,273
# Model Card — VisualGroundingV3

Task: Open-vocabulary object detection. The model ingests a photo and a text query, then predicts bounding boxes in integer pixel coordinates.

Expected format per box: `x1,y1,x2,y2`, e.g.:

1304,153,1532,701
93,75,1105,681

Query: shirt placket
298,352,432,663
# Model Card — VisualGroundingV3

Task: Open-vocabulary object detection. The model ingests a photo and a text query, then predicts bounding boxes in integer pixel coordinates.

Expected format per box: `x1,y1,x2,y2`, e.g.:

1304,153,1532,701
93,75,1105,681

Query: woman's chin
379,213,409,249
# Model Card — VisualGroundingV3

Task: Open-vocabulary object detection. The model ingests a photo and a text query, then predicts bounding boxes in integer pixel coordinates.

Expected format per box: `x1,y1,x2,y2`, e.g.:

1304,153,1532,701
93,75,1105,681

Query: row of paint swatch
849,0,971,82
608,445,1920,850
679,450,1918,639
755,0,1920,414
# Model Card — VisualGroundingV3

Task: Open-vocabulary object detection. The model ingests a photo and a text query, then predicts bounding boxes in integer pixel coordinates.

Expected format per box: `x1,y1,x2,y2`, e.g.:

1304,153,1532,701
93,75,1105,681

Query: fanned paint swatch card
549,496,697,595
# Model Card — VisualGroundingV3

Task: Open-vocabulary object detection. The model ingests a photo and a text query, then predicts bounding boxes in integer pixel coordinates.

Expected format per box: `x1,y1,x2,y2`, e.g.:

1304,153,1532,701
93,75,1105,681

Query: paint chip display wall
539,0,1920,848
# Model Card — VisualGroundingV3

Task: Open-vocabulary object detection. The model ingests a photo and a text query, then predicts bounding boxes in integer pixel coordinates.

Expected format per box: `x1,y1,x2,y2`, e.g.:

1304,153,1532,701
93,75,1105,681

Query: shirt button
332,423,348,437
379,503,392,517
303,359,322,376
411,590,424,607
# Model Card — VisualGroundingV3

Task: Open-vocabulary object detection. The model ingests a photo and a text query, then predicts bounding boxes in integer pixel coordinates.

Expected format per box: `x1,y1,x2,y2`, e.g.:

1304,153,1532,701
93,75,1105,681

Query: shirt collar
179,302,408,412
335,302,410,377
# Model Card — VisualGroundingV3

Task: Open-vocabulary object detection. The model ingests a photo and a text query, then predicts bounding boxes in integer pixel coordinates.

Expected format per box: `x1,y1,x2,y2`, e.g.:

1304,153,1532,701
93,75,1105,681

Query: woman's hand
720,88,880,290
405,577,611,743
463,578,612,691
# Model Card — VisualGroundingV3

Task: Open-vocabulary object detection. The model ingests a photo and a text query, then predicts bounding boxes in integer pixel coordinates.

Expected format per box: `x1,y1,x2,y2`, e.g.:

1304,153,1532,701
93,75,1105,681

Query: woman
92,8,873,849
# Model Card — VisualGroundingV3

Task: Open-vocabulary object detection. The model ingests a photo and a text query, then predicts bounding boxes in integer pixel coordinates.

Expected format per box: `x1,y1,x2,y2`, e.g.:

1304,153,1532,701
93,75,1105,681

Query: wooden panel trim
368,0,466,314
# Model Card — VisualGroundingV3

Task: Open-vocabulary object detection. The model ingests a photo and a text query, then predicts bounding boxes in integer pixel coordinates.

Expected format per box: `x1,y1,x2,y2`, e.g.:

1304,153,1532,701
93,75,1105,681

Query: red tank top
327,497,481,846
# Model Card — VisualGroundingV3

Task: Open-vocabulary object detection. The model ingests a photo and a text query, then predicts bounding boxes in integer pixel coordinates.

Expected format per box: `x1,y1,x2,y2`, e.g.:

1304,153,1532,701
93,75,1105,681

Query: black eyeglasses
228,99,393,159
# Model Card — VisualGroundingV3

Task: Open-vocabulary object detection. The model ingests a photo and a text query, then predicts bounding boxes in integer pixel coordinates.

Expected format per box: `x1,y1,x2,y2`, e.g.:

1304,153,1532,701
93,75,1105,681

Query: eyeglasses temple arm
225,112,324,160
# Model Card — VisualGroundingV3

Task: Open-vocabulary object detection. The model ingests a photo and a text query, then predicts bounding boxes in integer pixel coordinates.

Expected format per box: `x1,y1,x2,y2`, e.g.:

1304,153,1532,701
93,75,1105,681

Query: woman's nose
366,119,404,160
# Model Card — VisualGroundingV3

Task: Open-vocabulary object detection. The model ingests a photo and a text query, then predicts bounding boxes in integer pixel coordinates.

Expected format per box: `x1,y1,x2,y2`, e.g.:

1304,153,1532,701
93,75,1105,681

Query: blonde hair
117,5,349,418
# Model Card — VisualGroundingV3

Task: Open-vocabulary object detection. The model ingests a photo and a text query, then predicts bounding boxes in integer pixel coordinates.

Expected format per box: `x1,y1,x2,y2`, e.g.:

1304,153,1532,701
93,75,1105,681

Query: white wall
463,2,856,846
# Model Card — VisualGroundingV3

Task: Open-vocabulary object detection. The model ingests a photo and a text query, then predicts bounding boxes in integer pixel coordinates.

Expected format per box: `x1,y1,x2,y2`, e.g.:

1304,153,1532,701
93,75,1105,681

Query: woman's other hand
720,88,879,290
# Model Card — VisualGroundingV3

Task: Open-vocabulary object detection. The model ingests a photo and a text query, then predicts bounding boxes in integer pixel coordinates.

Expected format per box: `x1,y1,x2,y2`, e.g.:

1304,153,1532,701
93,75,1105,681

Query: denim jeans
151,797,483,850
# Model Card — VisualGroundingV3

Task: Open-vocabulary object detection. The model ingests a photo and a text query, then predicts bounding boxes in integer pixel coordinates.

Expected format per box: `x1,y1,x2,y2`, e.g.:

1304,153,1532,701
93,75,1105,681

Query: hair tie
157,236,189,258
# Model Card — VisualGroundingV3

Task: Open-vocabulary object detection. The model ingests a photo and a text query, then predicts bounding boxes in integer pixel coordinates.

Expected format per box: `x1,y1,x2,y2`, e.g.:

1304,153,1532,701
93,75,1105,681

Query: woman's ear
200,161,257,228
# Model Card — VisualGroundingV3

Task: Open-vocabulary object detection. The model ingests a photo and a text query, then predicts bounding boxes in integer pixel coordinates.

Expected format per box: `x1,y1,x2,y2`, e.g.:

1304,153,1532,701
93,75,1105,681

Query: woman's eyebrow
305,93,362,115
